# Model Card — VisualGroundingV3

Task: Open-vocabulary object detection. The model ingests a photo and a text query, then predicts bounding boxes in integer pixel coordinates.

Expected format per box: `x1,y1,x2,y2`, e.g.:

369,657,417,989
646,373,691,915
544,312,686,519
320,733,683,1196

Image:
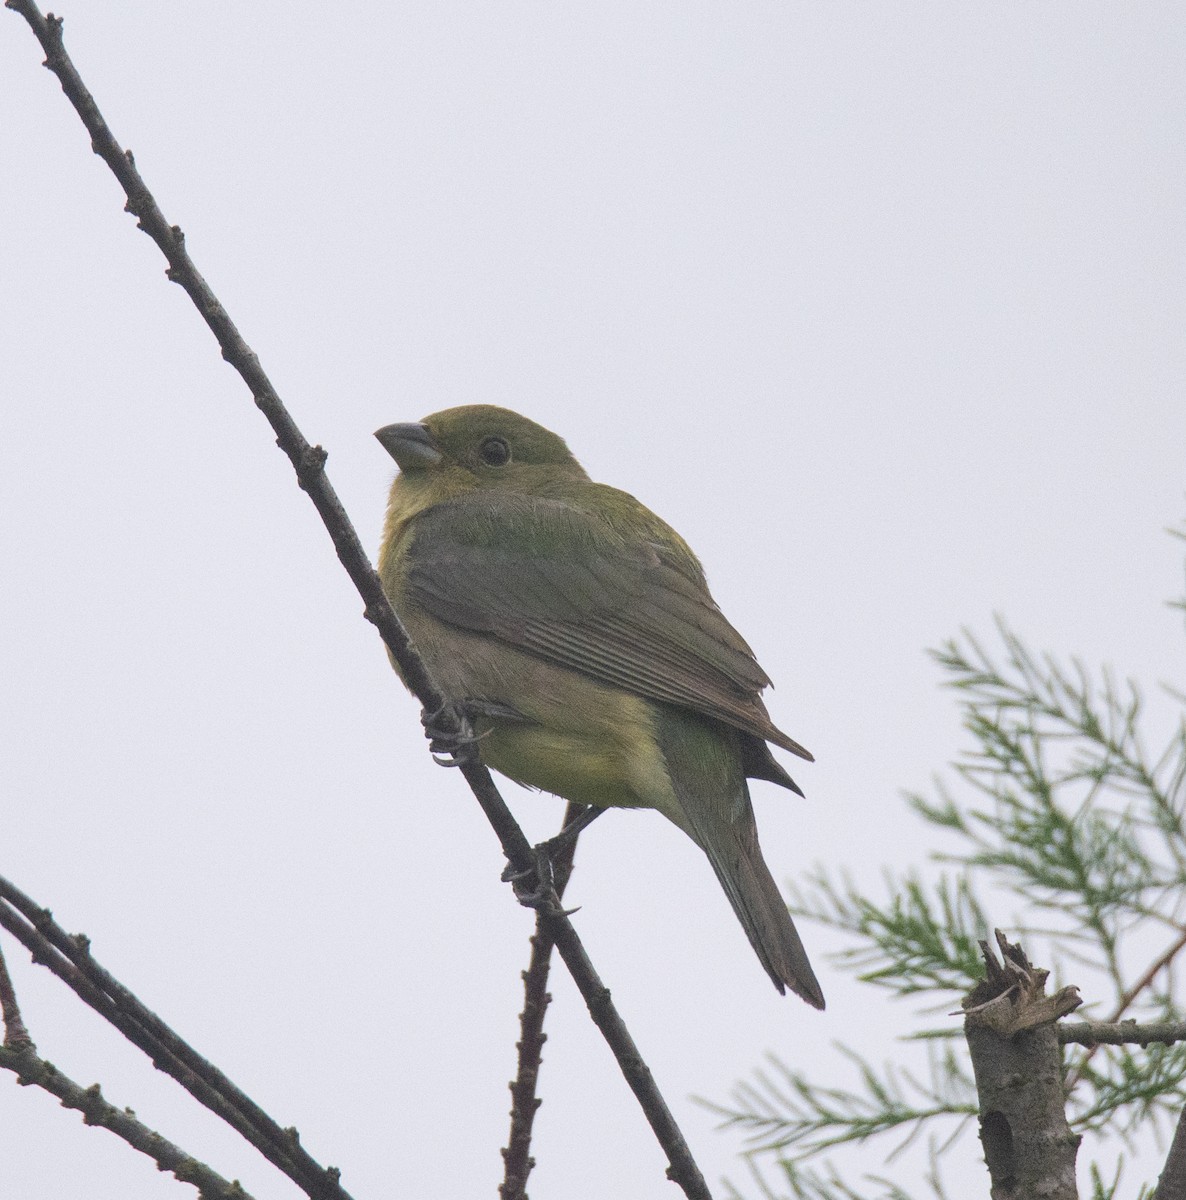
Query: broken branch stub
962,931,1082,1200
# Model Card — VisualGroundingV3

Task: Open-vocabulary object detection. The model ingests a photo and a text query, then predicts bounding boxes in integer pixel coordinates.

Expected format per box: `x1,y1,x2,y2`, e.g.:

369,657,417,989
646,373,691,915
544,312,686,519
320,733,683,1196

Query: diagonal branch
1104,925,1186,1025
0,1042,255,1200
0,936,254,1198
1063,924,1186,1090
6,5,711,1196
0,879,347,1199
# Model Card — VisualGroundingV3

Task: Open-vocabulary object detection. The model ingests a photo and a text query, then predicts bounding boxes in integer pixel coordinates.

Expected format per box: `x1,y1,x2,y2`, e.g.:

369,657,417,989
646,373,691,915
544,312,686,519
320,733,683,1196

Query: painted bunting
376,405,823,1008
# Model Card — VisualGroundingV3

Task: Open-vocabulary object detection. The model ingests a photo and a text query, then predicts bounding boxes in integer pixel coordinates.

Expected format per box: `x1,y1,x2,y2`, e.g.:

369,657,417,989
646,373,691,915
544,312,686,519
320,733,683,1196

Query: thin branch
0,1041,253,1200
0,935,34,1049
1058,1020,1186,1048
1,936,250,1198
1064,925,1186,1089
6,6,711,1196
1108,926,1186,1025
0,880,345,1199
501,801,585,1200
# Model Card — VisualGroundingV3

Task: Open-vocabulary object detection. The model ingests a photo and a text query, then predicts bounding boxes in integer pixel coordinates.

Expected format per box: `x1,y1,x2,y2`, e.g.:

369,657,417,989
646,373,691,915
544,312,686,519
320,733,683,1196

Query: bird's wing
403,492,812,761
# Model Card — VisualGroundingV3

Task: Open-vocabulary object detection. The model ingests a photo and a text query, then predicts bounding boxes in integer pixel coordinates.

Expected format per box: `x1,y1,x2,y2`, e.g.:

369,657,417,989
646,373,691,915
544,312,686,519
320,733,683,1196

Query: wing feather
404,492,811,761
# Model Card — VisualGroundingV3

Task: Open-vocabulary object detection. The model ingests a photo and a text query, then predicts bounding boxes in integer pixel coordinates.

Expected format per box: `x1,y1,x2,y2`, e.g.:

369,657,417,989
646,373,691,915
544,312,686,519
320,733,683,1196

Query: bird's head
376,405,590,509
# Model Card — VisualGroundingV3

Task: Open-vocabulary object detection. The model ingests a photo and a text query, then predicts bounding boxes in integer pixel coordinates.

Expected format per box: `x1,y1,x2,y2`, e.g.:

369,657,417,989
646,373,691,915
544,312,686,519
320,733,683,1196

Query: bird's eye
479,436,511,467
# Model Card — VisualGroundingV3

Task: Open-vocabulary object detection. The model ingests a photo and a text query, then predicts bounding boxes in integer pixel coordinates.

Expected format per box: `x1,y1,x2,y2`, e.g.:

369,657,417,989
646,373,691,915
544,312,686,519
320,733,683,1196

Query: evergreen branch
934,621,1185,844
1071,1042,1186,1137
765,1159,924,1200
1109,927,1186,1023
721,532,1186,1199
788,870,987,999
1085,1158,1153,1200
1063,927,1186,1090
723,1135,957,1200
919,622,1186,1010
707,1046,975,1160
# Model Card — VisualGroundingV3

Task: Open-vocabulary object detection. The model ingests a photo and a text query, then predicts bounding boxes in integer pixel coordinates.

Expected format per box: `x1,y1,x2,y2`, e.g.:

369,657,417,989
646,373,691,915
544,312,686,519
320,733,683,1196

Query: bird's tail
656,707,824,1008
692,799,825,1009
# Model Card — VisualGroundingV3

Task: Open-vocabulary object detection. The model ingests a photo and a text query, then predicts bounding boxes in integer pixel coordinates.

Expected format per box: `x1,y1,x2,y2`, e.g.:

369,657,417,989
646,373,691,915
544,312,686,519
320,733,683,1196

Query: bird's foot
420,698,522,768
420,702,483,767
500,808,603,917
501,850,577,918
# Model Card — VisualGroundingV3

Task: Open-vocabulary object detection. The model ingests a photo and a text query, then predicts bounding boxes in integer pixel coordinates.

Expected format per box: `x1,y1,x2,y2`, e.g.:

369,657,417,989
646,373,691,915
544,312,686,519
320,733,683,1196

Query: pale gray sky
2,4,1184,1198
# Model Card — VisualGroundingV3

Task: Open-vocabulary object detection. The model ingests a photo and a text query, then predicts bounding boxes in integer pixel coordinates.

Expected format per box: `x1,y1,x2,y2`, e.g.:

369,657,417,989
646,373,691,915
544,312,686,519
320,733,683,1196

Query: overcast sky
3,3,1185,1198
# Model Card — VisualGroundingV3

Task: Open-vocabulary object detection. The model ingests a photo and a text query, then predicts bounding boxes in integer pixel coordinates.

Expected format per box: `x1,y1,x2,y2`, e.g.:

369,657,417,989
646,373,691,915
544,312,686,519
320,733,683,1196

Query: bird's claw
430,744,472,768
499,806,602,915
501,850,577,918
420,702,483,768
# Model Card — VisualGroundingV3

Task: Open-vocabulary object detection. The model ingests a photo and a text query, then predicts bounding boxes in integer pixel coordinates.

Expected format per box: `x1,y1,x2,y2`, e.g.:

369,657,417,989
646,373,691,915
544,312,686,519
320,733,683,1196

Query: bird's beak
375,422,443,470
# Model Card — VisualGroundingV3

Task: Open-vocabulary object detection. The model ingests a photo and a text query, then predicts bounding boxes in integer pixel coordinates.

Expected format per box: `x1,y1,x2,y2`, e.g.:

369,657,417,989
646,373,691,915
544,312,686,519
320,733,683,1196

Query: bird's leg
535,804,604,860
501,805,604,916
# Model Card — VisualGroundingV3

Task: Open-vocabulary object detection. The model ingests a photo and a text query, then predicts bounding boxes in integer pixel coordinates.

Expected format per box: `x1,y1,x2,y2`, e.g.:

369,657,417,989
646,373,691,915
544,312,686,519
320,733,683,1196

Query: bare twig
1105,926,1186,1026
0,1041,254,1200
0,879,346,1199
6,6,711,1196
0,937,34,1049
2,934,249,1196
1057,1019,1186,1048
1064,924,1186,1091
501,801,585,1200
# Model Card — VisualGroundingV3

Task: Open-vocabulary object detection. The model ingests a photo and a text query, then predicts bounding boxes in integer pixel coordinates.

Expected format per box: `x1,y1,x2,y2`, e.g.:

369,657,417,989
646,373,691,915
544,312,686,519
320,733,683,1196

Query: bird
375,405,824,1008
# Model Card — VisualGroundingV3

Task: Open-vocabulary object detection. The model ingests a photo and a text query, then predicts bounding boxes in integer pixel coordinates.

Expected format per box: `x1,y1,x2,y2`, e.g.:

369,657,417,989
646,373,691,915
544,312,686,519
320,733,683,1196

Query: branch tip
0,1040,257,1198
963,930,1081,1038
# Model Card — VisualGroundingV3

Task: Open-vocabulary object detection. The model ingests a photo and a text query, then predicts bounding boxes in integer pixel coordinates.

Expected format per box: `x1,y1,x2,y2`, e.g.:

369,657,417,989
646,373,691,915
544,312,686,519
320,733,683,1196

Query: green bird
376,405,824,1008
